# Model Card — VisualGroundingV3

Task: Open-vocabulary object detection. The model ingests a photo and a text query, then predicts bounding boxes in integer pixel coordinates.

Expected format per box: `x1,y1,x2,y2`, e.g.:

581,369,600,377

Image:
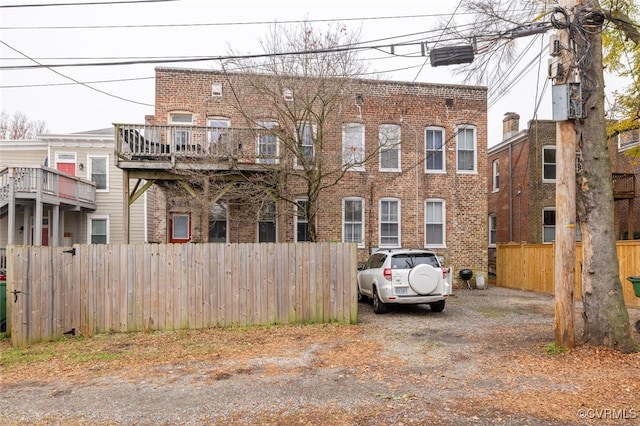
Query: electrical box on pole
552,83,584,121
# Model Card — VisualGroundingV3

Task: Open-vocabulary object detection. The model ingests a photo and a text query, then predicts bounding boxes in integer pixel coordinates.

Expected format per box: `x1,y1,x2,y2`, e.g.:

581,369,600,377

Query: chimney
502,112,520,141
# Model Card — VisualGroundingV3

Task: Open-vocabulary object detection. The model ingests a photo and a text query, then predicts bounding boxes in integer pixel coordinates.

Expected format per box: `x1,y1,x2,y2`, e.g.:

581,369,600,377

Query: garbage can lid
627,276,640,281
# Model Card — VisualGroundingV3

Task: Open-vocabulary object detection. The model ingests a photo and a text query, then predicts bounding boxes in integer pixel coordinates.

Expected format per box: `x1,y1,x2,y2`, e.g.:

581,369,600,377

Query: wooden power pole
553,0,576,349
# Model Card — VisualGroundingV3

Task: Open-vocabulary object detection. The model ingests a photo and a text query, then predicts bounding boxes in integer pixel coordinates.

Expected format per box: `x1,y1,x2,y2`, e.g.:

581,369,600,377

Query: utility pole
552,0,576,349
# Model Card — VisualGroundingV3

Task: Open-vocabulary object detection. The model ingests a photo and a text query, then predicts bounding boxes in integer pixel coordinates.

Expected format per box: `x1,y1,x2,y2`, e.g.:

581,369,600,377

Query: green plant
545,343,569,355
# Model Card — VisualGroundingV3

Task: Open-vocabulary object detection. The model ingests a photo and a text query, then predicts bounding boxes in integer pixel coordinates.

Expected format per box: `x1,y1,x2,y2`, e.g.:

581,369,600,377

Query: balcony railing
613,173,636,200
114,124,280,169
0,166,96,209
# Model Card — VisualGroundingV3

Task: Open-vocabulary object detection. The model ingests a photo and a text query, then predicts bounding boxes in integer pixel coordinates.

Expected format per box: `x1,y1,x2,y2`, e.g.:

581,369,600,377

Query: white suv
357,249,451,314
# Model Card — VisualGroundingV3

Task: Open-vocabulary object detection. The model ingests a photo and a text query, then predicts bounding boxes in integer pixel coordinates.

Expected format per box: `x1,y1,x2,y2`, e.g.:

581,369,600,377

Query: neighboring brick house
488,113,637,271
610,129,640,239
115,67,489,273
487,113,558,270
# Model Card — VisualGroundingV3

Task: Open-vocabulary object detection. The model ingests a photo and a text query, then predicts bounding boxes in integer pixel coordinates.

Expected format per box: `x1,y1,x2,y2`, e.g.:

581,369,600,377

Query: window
543,146,556,181
295,199,311,242
342,123,365,170
543,208,555,243
492,159,499,192
425,199,446,247
296,122,315,167
209,203,227,243
379,199,400,247
283,88,293,101
257,121,279,164
258,201,277,243
489,215,497,247
456,126,476,173
211,82,222,96
425,127,445,172
207,117,230,155
88,215,108,244
171,213,191,243
88,155,108,191
343,198,364,247
379,124,400,171
170,113,193,148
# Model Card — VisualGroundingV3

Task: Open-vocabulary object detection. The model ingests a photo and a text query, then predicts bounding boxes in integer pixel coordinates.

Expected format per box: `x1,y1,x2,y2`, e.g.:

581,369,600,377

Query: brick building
115,67,488,273
488,113,638,271
487,113,559,270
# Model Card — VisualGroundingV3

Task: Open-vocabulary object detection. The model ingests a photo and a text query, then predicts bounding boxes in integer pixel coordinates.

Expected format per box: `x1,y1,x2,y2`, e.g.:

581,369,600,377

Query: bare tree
0,110,49,140
449,0,635,351
223,22,384,241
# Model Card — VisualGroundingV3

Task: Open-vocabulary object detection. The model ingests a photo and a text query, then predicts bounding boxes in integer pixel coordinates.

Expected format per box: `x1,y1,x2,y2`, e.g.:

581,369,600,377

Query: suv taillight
441,267,448,278
383,268,392,281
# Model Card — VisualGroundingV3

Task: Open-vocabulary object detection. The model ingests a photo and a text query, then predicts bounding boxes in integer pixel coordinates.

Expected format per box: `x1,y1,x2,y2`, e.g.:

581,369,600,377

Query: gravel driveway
1,286,639,425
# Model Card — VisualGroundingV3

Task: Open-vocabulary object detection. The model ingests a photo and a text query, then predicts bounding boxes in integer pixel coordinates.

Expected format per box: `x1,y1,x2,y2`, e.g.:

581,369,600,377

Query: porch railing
114,124,280,166
0,167,96,207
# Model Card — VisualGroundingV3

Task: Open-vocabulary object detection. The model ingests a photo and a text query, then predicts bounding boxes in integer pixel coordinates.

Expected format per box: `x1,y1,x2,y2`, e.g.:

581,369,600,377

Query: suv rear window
390,253,439,269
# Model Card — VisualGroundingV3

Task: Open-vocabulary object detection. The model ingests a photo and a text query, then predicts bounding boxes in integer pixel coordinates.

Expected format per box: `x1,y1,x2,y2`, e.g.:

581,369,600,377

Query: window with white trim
295,199,311,242
542,146,556,181
171,213,191,243
258,201,277,243
88,215,109,244
211,82,222,96
342,123,365,170
379,198,400,247
456,126,476,173
343,198,364,247
88,155,108,191
425,199,446,247
379,124,400,171
257,121,279,164
492,159,499,192
425,127,445,172
296,122,315,167
170,113,193,149
207,117,230,155
489,214,497,247
209,203,227,243
543,208,556,243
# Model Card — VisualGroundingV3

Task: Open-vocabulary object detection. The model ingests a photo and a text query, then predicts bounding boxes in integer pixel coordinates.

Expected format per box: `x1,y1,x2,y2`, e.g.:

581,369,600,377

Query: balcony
114,124,279,172
613,173,636,200
0,166,96,211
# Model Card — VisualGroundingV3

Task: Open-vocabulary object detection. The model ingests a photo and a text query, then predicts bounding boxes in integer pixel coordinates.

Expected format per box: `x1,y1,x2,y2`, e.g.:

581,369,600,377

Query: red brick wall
151,68,488,272
488,119,556,247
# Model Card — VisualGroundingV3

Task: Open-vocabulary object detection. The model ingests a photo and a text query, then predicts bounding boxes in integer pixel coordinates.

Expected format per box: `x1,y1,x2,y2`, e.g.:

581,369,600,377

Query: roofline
154,66,488,92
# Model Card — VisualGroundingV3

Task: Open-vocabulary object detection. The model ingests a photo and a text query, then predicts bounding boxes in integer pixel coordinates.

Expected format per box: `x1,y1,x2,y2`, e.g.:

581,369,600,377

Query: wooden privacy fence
5,242,358,347
496,241,640,308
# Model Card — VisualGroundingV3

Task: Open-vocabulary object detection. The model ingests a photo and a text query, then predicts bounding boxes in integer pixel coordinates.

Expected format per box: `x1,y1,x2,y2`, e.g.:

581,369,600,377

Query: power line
0,39,153,106
0,12,477,30
0,0,177,8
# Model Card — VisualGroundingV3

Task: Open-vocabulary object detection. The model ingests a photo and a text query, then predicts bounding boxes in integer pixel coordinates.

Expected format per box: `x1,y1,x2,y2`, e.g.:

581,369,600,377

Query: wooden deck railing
0,167,96,208
114,124,280,168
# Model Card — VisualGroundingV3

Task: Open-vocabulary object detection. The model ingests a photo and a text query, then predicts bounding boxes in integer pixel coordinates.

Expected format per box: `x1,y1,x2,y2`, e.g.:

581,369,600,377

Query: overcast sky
0,0,628,146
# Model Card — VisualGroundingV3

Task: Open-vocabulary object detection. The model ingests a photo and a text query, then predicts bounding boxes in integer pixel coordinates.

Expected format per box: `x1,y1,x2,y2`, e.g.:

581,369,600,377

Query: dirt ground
1,286,639,425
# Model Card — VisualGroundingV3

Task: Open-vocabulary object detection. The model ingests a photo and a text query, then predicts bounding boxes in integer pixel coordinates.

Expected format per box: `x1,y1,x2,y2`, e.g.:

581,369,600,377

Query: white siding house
0,130,151,254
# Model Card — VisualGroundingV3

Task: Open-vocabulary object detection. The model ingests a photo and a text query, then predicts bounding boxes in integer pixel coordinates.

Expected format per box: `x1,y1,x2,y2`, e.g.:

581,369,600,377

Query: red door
57,162,76,198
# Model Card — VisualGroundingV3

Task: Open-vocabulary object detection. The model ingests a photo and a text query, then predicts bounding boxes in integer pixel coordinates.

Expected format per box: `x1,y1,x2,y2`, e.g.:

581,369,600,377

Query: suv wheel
372,287,388,314
429,300,446,312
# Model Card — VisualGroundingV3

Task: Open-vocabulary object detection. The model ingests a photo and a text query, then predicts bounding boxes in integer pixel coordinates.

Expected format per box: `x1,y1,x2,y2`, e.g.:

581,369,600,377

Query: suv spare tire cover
408,264,439,295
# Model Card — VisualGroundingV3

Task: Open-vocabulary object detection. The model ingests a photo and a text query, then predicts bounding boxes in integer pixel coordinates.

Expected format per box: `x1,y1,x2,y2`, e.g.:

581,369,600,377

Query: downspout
143,191,148,243
509,143,513,242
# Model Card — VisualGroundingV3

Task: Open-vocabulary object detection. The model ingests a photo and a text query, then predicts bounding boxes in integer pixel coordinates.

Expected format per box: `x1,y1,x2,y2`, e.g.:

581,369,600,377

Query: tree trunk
577,0,634,352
